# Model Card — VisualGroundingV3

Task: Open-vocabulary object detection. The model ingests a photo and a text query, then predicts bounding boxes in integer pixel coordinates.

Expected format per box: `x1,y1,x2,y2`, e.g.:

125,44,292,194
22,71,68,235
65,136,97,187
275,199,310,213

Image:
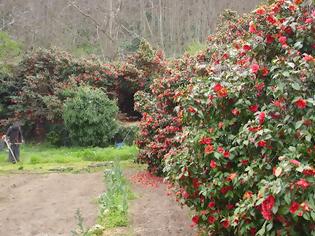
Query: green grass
0,144,138,173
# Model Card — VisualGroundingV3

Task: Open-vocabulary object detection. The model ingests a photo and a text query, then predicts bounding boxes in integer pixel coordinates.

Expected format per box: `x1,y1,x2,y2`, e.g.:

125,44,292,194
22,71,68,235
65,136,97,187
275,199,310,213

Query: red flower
213,83,223,92
243,44,252,51
221,219,230,228
226,204,235,210
255,7,266,15
200,137,212,145
251,64,260,74
258,112,266,124
182,191,190,199
208,201,216,208
249,21,257,33
226,173,237,182
266,34,275,43
290,202,300,214
296,179,310,189
303,54,314,62
249,104,259,113
213,83,228,98
295,98,307,109
210,160,217,169
294,0,303,4
261,67,269,76
208,216,216,224
188,106,197,113
232,108,240,116
220,186,233,195
278,36,287,45
223,151,230,158
217,146,224,154
261,195,275,220
192,215,199,225
305,18,313,24
241,160,249,165
257,140,267,147
303,169,315,176
267,15,277,25
290,159,301,166
205,145,214,154
250,228,257,236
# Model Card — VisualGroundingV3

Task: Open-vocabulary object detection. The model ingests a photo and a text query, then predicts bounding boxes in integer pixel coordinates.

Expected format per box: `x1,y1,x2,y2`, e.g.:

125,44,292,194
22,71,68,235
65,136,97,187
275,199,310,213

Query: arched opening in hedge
117,85,141,121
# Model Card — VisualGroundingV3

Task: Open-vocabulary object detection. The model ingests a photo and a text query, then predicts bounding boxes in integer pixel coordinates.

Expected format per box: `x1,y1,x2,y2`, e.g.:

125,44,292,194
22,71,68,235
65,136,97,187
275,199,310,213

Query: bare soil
0,172,104,236
126,170,196,236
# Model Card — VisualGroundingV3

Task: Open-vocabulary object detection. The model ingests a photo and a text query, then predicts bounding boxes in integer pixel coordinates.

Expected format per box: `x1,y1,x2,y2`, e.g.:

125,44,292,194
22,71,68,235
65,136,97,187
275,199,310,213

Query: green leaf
291,83,301,91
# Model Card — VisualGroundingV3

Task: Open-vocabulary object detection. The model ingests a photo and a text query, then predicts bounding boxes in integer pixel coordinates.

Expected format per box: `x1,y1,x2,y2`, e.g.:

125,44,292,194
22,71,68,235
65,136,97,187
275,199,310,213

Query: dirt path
0,172,104,236
127,171,196,236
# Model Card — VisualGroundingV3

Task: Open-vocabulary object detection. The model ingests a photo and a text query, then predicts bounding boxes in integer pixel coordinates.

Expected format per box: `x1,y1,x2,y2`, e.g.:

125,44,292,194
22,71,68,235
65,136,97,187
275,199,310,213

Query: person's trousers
8,144,20,163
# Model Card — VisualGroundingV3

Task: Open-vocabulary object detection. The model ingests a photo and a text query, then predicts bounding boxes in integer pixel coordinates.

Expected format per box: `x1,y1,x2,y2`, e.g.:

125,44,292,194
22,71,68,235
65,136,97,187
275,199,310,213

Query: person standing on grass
2,121,24,163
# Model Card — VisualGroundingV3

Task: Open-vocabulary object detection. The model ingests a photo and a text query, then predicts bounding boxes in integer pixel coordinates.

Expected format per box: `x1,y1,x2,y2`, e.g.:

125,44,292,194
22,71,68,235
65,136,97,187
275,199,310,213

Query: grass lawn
0,144,138,173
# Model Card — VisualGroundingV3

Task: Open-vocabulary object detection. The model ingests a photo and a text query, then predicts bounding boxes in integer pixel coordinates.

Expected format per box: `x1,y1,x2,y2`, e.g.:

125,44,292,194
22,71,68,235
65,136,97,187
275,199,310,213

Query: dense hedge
136,0,315,235
63,86,118,147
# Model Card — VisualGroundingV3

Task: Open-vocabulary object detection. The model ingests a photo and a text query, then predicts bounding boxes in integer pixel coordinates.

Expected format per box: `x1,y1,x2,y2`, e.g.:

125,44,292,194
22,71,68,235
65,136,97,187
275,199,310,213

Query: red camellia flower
290,159,301,166
296,179,310,189
223,151,230,158
251,63,260,74
213,83,228,98
267,15,277,25
200,137,212,145
210,160,217,169
290,201,300,214
217,146,224,154
278,36,287,45
188,106,197,113
232,108,240,116
256,7,266,15
295,98,307,109
208,201,216,208
266,34,275,43
182,191,190,199
243,44,252,51
258,140,267,147
213,83,223,92
259,112,266,124
303,54,314,62
249,21,257,33
205,145,214,154
261,67,269,76
261,195,275,220
249,104,259,113
220,186,233,195
192,215,199,225
221,219,230,228
226,173,237,182
208,216,216,224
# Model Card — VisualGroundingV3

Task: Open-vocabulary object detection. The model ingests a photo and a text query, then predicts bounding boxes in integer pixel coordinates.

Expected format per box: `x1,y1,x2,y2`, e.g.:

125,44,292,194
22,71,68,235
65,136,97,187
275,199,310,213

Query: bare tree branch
68,1,114,43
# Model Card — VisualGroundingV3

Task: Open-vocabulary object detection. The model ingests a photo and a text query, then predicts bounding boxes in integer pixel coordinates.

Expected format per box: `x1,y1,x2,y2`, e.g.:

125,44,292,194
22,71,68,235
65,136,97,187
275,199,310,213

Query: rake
3,137,18,163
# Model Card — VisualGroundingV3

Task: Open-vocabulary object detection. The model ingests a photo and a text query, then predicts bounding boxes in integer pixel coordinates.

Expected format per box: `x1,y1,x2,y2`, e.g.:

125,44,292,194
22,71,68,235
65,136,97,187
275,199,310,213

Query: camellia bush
136,0,315,235
63,86,118,147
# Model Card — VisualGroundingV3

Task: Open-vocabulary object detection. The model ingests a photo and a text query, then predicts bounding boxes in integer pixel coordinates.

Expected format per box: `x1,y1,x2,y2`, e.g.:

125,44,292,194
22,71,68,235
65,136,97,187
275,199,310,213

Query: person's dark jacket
6,125,23,144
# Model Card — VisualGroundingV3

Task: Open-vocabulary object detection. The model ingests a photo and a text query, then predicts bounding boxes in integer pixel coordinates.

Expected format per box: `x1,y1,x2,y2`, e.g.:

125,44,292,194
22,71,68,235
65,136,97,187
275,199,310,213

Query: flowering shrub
163,0,315,235
135,54,199,174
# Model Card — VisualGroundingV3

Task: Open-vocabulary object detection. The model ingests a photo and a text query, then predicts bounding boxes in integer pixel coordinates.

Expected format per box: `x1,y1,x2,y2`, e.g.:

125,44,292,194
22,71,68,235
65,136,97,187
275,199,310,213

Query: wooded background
0,0,261,59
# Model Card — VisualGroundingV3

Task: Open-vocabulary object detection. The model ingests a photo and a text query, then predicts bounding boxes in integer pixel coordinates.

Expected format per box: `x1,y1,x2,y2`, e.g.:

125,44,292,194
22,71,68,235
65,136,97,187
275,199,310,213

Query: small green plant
97,161,134,228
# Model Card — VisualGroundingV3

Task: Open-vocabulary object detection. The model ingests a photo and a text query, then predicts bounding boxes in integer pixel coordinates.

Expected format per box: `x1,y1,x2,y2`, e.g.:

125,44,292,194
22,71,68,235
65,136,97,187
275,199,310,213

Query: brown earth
0,170,196,236
126,170,197,236
0,172,104,236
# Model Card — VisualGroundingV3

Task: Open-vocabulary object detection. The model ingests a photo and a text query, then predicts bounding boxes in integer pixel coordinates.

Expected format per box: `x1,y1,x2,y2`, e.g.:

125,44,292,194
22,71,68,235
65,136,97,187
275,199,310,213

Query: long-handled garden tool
3,136,17,163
